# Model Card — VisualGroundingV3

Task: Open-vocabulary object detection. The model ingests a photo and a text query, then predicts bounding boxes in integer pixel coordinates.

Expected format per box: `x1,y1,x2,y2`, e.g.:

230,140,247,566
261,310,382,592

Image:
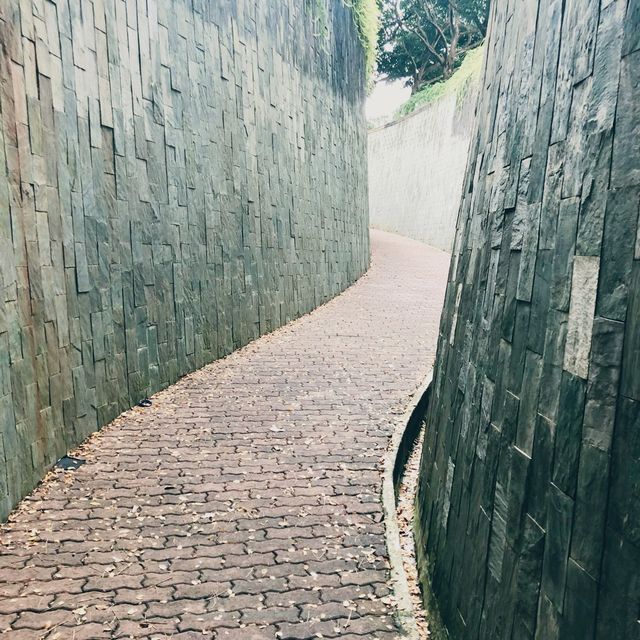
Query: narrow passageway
0,230,449,640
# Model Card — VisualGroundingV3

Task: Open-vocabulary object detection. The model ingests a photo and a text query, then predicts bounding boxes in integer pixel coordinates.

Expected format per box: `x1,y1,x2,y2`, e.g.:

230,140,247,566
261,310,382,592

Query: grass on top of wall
348,0,379,83
395,45,485,118
306,0,379,85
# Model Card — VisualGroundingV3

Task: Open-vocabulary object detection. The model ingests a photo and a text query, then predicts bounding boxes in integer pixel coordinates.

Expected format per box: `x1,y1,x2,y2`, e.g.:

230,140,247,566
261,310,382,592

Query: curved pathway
0,230,449,640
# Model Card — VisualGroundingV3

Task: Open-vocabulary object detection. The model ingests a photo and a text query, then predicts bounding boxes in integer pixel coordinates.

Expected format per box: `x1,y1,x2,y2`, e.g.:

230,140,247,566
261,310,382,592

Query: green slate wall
0,0,369,520
415,0,639,638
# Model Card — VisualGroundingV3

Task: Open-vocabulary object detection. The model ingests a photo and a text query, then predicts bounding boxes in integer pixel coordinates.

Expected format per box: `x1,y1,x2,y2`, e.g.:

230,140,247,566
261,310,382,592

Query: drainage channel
383,376,448,640
396,426,430,638
382,376,430,639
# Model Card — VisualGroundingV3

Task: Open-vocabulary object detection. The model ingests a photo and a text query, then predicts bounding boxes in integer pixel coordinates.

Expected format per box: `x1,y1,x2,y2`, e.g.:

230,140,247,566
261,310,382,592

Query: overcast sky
366,78,411,123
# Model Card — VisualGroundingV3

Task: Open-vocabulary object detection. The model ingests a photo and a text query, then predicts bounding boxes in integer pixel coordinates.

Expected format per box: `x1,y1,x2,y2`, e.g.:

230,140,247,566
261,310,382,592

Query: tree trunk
412,65,427,93
444,6,461,79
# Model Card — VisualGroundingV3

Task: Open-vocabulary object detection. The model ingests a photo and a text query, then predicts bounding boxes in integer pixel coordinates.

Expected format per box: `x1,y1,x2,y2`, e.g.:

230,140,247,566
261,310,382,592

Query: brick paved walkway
0,230,449,640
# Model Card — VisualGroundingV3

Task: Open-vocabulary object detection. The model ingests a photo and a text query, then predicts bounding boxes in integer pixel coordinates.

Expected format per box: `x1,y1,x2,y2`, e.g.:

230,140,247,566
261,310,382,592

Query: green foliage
378,0,488,93
348,0,380,81
395,43,483,117
305,0,379,84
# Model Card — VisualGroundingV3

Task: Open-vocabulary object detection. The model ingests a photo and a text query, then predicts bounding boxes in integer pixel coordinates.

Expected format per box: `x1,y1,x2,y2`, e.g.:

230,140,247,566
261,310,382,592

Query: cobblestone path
0,230,449,640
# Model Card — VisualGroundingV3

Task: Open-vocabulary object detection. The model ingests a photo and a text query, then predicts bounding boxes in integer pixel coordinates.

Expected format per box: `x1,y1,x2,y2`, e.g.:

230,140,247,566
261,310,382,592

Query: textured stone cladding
368,83,478,252
415,0,640,638
0,0,369,520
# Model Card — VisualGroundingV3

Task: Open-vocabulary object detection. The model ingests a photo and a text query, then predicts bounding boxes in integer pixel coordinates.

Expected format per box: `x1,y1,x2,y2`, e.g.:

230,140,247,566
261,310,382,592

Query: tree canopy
377,0,489,93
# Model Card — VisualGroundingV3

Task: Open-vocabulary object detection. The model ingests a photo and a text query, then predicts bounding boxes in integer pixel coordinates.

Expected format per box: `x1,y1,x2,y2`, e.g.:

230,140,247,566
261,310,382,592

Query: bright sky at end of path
366,78,411,124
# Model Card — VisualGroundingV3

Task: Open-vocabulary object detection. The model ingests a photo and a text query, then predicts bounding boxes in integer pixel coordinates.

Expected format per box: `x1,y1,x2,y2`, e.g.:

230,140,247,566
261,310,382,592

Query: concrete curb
382,373,433,639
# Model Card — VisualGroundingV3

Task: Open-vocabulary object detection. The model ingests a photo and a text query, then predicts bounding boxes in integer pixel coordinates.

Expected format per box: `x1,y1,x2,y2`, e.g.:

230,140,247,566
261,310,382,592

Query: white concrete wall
368,85,478,252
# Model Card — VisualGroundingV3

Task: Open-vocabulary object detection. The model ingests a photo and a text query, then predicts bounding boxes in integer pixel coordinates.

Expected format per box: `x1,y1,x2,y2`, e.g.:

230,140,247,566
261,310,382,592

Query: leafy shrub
395,44,484,118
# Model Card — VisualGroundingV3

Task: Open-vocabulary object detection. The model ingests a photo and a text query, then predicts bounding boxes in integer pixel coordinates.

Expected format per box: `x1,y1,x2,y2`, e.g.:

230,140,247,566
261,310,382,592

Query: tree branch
393,0,446,65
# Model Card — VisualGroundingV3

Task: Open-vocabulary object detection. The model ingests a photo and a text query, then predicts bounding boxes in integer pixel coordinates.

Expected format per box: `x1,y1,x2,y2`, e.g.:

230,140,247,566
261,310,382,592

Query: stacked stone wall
415,0,640,638
0,0,369,520
368,83,478,252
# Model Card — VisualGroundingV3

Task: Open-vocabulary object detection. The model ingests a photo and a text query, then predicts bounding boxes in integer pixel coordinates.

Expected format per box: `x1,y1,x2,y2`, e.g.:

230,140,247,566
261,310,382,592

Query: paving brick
288,574,342,590
173,582,233,601
241,606,299,625
112,587,174,605
208,594,265,614
114,618,180,638
0,231,449,636
13,608,74,630
340,569,389,586
48,623,113,640
20,578,87,596
299,601,354,622
232,578,288,596
146,599,207,619
84,574,144,592
178,611,241,632
217,626,279,639
1,631,51,640
320,585,374,604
